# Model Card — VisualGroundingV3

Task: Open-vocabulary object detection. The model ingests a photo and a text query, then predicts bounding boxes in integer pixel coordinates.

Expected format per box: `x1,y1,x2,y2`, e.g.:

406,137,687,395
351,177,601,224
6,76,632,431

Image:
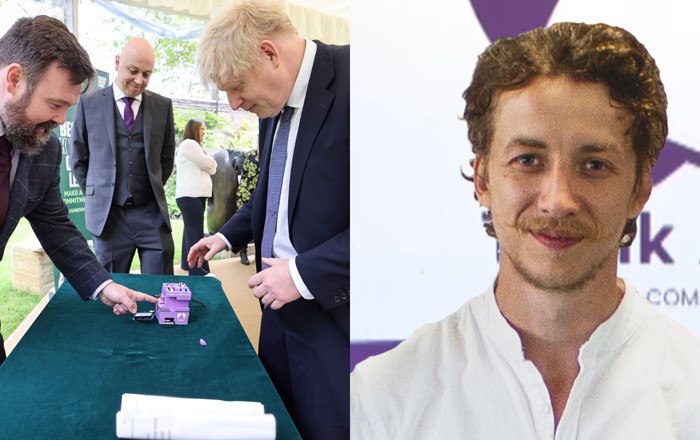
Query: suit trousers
93,200,174,274
258,300,349,440
176,196,209,276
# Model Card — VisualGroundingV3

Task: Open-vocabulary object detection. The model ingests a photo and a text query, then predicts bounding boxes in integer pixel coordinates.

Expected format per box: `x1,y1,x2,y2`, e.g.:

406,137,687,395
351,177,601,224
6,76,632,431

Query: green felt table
0,273,301,439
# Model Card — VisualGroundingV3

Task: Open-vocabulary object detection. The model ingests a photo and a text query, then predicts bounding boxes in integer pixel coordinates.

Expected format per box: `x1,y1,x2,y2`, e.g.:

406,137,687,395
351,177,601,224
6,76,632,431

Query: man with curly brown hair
351,22,700,439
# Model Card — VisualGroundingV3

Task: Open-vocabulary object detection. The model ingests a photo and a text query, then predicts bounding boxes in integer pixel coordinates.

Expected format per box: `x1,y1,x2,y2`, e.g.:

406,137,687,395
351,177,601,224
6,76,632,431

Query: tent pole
65,0,80,38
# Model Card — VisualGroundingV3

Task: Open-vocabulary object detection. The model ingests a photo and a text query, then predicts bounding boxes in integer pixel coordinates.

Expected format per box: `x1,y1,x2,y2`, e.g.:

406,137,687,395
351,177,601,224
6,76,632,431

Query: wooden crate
11,239,54,295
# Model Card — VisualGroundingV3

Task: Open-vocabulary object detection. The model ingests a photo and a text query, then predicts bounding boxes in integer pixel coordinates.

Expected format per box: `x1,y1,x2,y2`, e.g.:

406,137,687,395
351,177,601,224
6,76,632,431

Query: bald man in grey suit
70,38,175,274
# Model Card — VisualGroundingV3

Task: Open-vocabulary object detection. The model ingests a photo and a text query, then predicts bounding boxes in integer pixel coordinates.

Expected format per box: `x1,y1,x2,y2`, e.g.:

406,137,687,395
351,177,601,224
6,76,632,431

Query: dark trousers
93,200,174,274
176,197,209,276
258,300,349,440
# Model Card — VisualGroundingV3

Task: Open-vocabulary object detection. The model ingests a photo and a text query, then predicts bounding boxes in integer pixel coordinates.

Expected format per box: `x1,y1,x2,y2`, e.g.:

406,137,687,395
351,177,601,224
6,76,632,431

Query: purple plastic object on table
155,282,191,325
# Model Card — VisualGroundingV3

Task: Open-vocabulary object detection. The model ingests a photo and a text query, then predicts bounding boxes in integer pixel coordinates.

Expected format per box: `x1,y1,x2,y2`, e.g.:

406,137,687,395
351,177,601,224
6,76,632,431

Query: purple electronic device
155,282,192,325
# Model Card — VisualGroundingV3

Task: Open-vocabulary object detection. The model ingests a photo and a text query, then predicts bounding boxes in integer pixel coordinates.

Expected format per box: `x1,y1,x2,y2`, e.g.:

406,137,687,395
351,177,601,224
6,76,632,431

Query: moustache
12,120,58,137
519,217,595,240
35,120,58,134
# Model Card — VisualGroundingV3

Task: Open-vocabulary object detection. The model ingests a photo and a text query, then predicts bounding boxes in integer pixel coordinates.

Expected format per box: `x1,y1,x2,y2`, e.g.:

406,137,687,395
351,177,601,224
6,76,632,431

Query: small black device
133,310,155,322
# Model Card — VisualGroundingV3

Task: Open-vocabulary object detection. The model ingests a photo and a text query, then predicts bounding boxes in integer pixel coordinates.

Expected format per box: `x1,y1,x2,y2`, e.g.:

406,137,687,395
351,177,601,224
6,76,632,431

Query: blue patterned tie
261,106,293,269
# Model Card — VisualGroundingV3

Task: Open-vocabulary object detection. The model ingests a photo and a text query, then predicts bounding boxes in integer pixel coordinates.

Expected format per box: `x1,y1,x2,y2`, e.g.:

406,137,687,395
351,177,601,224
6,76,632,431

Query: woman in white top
175,119,217,275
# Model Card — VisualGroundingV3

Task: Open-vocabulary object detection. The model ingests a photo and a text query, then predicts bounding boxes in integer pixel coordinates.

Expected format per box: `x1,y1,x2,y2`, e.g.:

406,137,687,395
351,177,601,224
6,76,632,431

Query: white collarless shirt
351,279,700,439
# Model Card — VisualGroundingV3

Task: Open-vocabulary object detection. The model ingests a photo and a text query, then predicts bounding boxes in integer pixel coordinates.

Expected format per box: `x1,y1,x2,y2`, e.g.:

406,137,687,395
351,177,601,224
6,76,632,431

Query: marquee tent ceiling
95,0,349,43
113,0,348,20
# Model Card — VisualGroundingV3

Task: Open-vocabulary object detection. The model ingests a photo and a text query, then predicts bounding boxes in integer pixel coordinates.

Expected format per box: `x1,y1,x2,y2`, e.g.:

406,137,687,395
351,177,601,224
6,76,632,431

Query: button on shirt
351,279,700,439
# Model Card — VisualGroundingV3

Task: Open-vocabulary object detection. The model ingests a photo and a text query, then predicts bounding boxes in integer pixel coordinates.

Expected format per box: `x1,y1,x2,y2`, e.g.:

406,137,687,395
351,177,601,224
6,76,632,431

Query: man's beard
498,215,620,293
0,92,58,157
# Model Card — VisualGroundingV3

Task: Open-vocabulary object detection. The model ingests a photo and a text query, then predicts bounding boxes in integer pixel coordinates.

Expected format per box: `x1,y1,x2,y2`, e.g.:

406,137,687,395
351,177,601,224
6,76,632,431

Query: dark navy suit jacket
0,134,110,299
220,41,350,336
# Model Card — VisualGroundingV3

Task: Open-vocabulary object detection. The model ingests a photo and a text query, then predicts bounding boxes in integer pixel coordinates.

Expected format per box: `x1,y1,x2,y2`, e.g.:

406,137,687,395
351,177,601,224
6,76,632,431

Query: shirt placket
521,359,556,440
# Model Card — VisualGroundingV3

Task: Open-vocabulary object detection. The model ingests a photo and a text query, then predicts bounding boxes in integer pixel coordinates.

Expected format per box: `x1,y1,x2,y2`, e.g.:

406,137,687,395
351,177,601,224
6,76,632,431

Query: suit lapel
102,85,118,159
142,91,152,162
288,43,335,222
0,154,29,245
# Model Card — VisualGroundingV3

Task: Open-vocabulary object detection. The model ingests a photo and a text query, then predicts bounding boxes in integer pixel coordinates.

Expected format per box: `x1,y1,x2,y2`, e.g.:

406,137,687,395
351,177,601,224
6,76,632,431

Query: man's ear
473,154,490,209
114,55,120,71
4,64,22,95
260,40,280,67
629,163,652,218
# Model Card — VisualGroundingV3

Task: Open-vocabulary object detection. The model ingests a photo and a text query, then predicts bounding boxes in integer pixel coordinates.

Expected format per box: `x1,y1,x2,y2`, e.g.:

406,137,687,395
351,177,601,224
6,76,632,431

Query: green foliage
164,165,180,217
80,3,211,100
151,34,200,94
0,289,41,343
228,118,258,150
173,106,230,150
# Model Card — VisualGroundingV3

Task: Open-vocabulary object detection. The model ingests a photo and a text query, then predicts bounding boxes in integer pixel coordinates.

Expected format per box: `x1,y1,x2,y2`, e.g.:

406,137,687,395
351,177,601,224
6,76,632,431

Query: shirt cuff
90,279,114,300
289,257,314,300
216,232,232,250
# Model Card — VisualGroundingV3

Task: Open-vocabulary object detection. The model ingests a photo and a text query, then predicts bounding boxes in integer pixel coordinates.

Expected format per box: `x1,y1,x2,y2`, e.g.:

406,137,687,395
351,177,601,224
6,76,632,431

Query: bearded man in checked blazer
0,16,157,365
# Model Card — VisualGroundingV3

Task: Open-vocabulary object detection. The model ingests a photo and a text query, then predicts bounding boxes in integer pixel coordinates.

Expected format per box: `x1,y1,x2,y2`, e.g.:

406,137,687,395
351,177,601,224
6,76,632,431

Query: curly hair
463,22,667,176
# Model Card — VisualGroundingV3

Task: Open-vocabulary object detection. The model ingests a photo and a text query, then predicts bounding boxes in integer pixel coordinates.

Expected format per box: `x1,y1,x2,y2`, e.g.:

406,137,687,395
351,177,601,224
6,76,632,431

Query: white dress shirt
113,84,142,119
351,279,700,439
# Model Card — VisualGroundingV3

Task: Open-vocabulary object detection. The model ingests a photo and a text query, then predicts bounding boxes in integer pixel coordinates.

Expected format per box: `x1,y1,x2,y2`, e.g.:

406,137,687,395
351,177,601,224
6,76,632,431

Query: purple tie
0,135,11,227
122,97,135,132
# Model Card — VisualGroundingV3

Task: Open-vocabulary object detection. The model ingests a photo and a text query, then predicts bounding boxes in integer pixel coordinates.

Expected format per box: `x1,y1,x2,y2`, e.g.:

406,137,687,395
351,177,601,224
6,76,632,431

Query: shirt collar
478,277,645,363
113,84,142,102
286,39,317,110
578,278,644,359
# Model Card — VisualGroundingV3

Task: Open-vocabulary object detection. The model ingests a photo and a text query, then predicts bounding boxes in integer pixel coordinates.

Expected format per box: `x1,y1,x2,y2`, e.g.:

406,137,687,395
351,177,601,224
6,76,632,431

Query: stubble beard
496,215,611,292
502,243,617,293
0,92,57,157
